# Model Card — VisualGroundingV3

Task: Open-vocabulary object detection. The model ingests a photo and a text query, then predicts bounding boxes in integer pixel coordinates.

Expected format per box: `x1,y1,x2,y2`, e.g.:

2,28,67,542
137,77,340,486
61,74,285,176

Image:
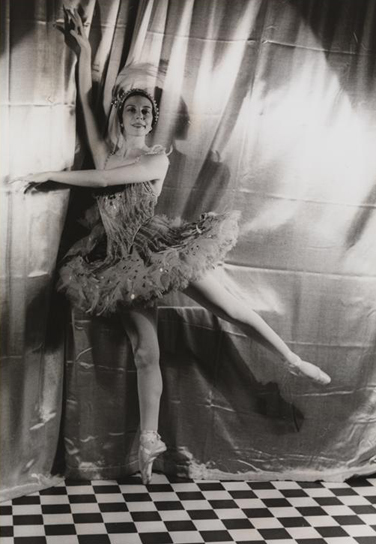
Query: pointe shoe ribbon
139,431,167,485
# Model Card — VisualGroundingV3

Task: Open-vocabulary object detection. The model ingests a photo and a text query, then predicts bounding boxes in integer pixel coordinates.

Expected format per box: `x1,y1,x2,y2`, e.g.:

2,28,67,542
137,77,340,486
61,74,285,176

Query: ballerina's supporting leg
121,306,167,485
184,273,331,385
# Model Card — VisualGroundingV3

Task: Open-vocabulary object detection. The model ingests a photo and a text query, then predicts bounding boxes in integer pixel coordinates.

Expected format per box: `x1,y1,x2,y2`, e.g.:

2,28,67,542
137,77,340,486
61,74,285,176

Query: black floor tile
73,512,104,524
199,530,232,542
132,511,162,522
106,522,137,533
187,508,219,519
78,535,110,544
164,520,197,531
139,532,173,544
45,524,77,535
223,517,253,529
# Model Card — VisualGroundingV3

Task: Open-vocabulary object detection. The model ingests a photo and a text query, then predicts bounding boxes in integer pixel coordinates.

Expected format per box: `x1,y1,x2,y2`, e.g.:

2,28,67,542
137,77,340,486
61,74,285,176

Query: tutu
58,151,240,315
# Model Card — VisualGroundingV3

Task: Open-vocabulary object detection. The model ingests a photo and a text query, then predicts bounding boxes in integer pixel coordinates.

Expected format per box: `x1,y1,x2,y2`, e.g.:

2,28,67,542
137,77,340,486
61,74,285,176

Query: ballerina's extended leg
184,274,331,385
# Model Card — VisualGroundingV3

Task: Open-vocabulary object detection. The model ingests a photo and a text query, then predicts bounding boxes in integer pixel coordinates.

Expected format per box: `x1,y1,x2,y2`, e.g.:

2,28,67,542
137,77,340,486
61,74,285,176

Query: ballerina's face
122,94,154,137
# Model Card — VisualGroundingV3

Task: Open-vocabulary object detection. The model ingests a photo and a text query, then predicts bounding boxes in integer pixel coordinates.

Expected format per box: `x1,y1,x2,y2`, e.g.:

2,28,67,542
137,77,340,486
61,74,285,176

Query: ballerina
10,8,331,485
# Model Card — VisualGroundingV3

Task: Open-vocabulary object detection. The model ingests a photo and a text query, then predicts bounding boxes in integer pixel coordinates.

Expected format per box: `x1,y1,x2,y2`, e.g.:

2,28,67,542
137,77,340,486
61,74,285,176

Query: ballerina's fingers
68,7,87,34
7,179,37,194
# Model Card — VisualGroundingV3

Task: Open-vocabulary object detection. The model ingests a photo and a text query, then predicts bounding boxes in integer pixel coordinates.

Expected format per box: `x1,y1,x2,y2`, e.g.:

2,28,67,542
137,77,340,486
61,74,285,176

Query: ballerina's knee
133,344,160,372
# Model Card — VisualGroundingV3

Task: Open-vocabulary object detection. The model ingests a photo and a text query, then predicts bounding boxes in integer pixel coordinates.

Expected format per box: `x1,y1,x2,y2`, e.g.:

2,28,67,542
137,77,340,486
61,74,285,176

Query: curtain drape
2,0,376,500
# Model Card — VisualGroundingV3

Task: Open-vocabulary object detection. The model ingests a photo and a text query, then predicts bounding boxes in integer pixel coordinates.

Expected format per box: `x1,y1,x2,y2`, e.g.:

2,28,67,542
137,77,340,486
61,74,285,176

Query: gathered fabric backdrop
1,0,376,501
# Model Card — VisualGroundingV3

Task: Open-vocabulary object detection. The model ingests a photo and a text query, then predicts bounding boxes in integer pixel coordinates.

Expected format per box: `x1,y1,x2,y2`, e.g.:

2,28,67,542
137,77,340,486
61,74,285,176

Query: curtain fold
0,0,74,501
2,0,376,498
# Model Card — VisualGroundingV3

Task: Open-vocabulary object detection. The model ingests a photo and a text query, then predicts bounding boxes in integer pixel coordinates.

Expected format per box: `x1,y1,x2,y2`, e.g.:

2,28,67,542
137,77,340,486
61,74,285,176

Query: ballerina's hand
63,6,90,52
285,353,331,385
8,172,51,193
54,7,90,55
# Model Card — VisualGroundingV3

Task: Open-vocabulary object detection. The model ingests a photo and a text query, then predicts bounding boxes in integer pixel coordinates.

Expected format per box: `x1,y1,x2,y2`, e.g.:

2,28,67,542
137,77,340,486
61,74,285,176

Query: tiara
111,87,159,124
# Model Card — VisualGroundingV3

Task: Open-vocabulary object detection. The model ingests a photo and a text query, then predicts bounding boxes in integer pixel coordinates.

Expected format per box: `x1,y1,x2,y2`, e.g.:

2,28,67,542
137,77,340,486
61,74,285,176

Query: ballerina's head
112,88,159,136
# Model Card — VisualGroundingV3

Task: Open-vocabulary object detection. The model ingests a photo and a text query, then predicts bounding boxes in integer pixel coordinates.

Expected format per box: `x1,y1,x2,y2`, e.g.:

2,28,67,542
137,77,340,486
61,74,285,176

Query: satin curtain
2,0,376,499
65,0,376,481
0,0,73,501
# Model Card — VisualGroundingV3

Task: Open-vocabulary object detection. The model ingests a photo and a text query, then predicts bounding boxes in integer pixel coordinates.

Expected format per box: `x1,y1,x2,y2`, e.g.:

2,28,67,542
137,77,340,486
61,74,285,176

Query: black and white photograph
1,0,376,543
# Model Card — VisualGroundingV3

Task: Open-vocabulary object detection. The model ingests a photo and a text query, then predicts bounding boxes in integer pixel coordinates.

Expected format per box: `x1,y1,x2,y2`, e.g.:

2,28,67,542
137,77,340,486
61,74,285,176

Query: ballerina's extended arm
15,152,169,192
65,7,110,168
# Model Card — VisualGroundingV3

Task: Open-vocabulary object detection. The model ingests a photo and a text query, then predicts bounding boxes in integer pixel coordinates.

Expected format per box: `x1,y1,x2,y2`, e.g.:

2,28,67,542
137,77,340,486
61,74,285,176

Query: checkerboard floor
1,475,376,544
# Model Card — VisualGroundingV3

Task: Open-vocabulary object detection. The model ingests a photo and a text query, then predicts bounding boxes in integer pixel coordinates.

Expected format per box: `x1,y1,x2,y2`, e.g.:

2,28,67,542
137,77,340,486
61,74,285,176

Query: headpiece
107,63,164,150
111,87,159,127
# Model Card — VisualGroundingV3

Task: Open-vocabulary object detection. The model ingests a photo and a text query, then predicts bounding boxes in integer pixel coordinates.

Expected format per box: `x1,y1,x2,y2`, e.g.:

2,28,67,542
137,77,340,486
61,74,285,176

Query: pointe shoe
286,354,331,385
139,431,167,485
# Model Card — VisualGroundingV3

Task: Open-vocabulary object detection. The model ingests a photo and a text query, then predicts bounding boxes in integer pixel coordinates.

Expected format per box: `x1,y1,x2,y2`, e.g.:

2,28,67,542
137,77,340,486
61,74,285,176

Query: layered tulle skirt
58,210,240,315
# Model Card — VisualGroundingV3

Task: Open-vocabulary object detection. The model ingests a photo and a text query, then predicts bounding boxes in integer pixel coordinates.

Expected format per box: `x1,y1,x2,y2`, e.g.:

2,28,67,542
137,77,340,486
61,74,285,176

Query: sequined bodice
96,182,157,257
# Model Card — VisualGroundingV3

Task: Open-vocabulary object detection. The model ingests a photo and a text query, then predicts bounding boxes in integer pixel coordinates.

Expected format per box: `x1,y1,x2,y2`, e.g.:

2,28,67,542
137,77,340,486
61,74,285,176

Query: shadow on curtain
2,0,376,500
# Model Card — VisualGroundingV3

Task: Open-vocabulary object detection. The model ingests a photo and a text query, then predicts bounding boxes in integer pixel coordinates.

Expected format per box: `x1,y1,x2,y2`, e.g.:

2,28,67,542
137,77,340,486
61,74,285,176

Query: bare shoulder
141,146,170,169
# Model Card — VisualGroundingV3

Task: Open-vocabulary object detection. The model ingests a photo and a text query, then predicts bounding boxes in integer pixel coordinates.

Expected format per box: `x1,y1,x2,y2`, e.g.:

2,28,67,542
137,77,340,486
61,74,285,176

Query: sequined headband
111,87,159,125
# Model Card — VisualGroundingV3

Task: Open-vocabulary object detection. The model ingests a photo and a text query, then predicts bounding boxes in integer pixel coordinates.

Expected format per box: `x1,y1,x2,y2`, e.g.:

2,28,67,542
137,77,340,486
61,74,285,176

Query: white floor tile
13,524,46,537
12,505,42,515
70,503,101,513
65,485,94,495
229,527,261,541
168,530,205,543
159,510,191,522
321,505,358,516
233,498,265,509
251,517,284,529
149,492,179,501
216,508,248,519
46,536,79,544
343,524,376,537
304,487,336,497
359,513,376,524
181,500,212,510
200,490,233,500
269,506,302,518
100,511,133,523
286,525,322,539
75,523,107,535
42,513,75,525
171,483,201,492
96,494,125,503
306,515,340,527
134,520,166,532
271,481,301,489
126,502,157,512
253,489,285,499
192,518,227,531
286,497,320,507
221,481,252,491
230,528,264,540
340,495,371,505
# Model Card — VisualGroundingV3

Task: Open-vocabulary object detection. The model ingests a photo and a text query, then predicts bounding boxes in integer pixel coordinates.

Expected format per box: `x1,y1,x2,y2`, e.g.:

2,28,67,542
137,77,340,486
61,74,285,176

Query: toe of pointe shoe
138,436,167,485
316,369,331,385
289,356,331,385
304,363,331,385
